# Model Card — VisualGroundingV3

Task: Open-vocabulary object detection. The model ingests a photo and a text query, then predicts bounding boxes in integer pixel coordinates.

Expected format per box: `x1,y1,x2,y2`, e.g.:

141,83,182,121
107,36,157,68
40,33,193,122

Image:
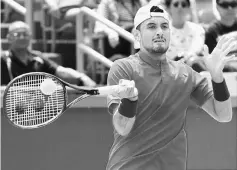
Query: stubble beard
146,44,168,55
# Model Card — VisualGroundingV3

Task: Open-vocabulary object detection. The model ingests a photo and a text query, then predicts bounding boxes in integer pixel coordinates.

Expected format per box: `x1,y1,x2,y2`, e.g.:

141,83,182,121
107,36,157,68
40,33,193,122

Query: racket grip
97,85,120,96
97,85,138,99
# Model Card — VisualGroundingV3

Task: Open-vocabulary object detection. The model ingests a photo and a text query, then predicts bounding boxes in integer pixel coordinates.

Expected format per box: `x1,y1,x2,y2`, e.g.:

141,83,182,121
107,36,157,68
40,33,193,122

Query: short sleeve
107,59,133,114
190,70,213,107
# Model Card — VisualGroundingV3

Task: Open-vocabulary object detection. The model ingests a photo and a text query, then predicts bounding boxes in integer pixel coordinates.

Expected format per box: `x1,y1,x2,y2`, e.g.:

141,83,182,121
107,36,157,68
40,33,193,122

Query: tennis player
106,4,236,170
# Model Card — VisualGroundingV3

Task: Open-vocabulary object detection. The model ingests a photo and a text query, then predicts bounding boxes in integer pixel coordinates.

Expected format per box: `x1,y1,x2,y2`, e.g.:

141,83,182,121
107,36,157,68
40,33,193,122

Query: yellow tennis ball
40,78,57,95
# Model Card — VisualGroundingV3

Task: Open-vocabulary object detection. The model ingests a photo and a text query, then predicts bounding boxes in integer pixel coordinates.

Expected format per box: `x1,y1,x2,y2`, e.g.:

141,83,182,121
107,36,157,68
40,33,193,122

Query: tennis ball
40,78,57,95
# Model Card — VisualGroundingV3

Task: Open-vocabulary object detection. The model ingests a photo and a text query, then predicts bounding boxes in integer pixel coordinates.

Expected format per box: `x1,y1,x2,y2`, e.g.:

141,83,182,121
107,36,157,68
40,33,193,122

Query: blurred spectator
43,0,99,21
149,0,199,22
1,21,96,87
163,0,205,66
204,0,237,72
94,0,148,59
42,0,100,69
205,0,237,53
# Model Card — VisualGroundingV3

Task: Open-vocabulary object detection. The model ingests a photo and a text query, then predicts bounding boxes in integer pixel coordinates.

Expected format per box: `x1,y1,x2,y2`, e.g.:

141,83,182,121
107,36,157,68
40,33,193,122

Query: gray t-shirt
106,53,213,170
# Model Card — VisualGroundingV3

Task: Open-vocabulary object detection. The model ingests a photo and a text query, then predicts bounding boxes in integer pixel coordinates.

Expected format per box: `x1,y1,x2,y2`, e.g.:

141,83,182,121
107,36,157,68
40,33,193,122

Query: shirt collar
137,51,168,68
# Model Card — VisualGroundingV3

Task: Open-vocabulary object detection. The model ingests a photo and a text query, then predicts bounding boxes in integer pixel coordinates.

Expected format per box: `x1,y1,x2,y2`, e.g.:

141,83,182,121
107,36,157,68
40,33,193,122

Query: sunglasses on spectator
172,1,190,8
217,1,237,8
10,32,31,38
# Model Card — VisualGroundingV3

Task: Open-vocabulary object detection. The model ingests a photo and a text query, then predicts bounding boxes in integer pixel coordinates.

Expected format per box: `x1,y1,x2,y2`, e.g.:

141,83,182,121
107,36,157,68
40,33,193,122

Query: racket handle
97,85,138,98
97,85,119,96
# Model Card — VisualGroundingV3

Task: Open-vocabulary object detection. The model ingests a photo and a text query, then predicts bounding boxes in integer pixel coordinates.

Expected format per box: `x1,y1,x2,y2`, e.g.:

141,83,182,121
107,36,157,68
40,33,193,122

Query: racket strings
5,75,65,128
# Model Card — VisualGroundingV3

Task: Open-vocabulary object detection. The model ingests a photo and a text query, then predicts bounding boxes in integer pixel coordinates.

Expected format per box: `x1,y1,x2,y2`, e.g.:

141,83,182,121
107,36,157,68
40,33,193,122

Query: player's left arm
190,71,232,122
202,96,232,123
191,36,236,122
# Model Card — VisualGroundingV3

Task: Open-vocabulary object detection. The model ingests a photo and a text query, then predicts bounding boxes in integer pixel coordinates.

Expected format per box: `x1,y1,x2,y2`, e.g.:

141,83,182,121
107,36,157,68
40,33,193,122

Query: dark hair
164,0,190,7
150,5,165,13
136,6,165,31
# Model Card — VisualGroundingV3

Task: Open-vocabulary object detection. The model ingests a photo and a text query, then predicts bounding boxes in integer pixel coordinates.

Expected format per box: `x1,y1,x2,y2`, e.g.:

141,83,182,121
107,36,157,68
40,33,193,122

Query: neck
172,19,185,29
139,50,167,61
220,17,236,27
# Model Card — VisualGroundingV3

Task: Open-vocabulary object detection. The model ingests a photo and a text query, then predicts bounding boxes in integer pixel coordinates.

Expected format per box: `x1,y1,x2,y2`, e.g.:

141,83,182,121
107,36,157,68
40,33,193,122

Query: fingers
118,79,138,100
119,79,135,87
224,54,237,63
215,36,227,49
222,41,237,57
215,36,235,53
221,37,236,50
203,45,209,56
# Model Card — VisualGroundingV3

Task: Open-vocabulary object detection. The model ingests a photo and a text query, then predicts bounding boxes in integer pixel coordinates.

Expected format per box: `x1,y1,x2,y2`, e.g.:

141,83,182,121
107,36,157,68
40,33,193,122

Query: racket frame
2,72,99,129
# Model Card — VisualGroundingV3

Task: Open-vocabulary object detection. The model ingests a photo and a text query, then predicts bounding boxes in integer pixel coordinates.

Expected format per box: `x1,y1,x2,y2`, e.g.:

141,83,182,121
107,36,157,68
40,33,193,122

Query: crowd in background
1,0,237,86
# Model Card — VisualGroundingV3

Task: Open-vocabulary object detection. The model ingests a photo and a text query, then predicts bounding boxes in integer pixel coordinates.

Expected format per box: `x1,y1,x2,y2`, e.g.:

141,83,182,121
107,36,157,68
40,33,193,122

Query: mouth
153,39,165,43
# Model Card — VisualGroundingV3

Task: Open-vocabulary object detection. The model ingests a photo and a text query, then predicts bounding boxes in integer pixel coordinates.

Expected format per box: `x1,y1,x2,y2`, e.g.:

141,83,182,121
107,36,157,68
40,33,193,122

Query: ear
132,29,141,49
132,29,141,42
203,44,210,56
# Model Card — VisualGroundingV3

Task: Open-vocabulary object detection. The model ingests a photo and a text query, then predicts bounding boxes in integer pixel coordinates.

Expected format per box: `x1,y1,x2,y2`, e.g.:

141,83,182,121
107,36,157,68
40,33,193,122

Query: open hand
202,36,237,80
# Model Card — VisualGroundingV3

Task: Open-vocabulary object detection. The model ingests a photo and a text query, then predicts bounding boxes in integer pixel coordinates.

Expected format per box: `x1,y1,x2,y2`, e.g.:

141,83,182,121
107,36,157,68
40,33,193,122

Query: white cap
8,21,30,33
134,4,170,29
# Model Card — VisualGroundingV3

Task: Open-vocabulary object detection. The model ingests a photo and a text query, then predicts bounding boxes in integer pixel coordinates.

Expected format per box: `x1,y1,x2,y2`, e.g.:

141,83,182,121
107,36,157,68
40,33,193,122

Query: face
217,0,237,19
137,17,170,55
8,27,31,49
169,0,190,19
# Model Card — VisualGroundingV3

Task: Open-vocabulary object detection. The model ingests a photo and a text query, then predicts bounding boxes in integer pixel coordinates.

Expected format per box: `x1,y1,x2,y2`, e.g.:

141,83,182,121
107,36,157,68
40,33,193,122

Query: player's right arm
107,59,138,136
112,91,138,136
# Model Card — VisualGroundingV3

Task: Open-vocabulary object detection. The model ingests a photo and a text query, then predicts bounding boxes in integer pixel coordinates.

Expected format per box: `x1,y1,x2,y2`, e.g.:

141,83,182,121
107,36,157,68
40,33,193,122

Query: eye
147,24,156,29
161,24,169,29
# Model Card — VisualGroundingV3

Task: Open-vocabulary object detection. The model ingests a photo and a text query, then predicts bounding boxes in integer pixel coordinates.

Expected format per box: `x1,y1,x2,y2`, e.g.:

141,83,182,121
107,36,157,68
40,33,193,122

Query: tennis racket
3,72,136,129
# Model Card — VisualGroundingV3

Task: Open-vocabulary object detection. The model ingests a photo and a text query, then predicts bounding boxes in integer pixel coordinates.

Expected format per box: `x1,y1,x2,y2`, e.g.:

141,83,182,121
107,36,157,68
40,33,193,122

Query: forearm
212,75,232,122
44,0,58,9
55,66,95,86
202,76,232,122
214,98,232,122
55,66,82,83
113,109,136,136
112,98,138,136
202,97,232,122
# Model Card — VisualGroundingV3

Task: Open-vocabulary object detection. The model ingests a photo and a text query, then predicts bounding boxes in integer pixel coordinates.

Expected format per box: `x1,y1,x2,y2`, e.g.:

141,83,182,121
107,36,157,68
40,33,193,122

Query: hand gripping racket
3,72,136,129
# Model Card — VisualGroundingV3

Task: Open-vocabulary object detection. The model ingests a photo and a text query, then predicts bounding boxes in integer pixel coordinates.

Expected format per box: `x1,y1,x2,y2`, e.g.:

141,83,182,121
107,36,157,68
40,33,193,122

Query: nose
228,6,234,9
19,34,25,39
156,27,163,36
